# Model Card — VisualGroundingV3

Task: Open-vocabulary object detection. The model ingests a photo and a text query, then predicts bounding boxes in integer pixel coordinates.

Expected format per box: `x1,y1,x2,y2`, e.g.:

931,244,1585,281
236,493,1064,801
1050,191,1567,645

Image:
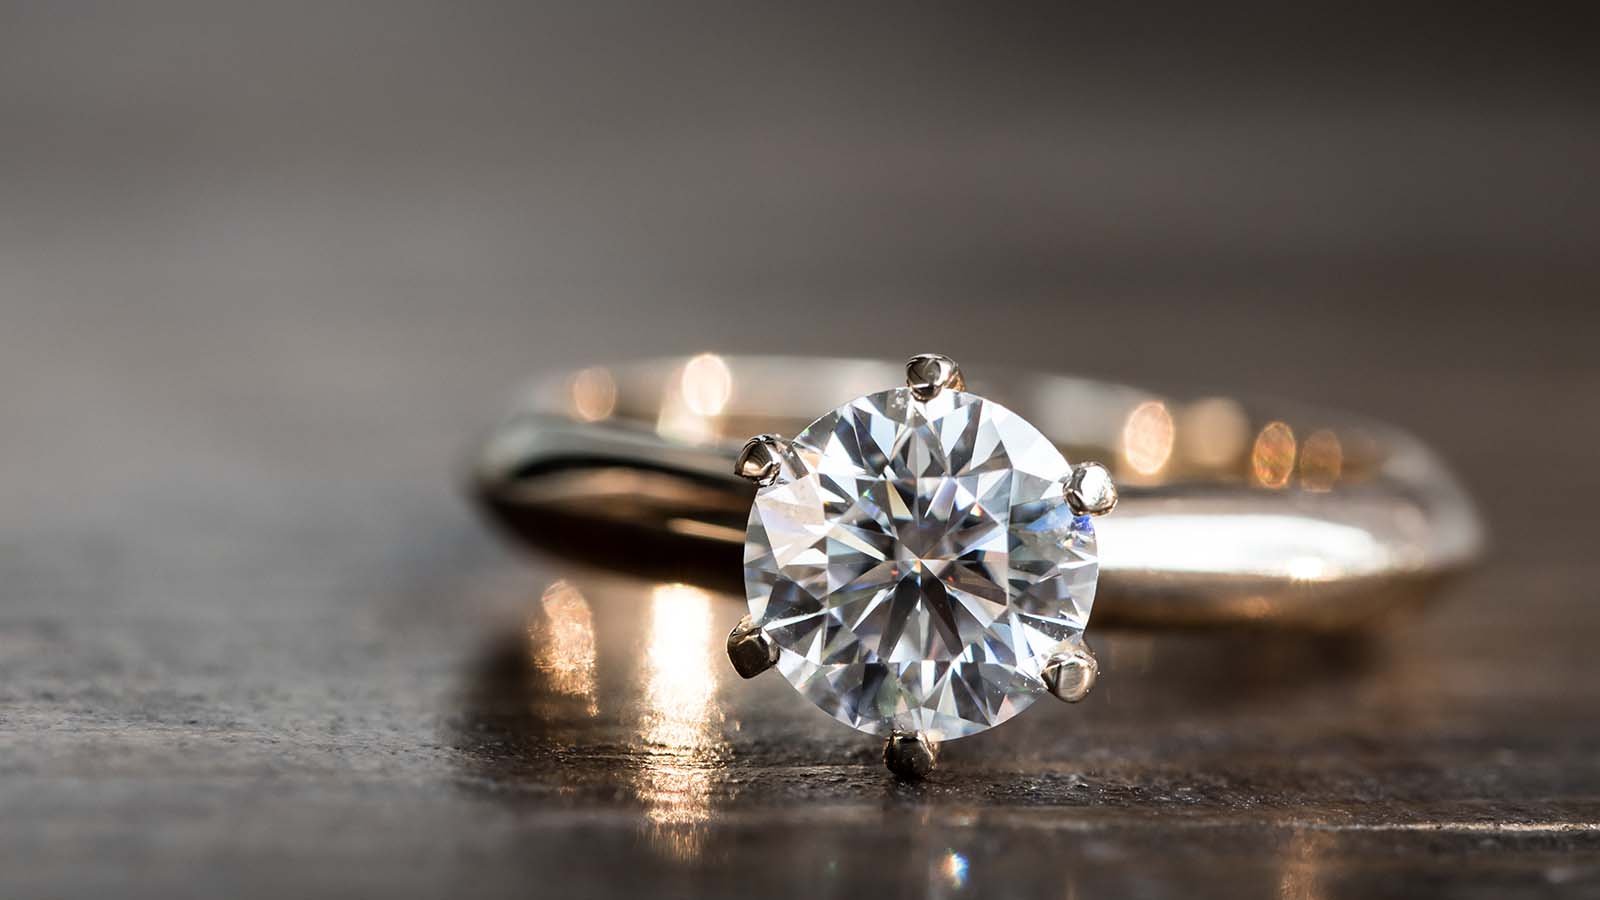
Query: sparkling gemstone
743,387,1098,740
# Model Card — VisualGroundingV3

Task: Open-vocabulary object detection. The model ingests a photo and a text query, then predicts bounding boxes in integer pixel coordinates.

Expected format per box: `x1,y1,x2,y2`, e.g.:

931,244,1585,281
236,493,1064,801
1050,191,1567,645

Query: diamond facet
743,387,1099,740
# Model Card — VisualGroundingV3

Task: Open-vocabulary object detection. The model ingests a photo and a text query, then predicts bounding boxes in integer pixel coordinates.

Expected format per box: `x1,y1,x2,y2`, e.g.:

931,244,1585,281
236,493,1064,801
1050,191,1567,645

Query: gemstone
743,387,1098,740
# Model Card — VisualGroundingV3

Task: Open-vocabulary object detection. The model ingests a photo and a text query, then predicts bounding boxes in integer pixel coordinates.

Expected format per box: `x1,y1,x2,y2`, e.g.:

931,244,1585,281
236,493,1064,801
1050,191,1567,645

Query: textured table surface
2,5,1598,898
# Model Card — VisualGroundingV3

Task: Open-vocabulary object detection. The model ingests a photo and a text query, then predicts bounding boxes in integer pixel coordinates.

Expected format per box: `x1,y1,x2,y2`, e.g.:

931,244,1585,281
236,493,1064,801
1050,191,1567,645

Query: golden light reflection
655,354,730,444
529,580,598,716
643,583,719,749
1288,556,1329,582
1121,400,1176,476
1178,397,1250,469
1299,429,1343,492
569,366,617,422
1278,829,1330,900
636,583,724,860
680,353,733,416
1251,421,1297,489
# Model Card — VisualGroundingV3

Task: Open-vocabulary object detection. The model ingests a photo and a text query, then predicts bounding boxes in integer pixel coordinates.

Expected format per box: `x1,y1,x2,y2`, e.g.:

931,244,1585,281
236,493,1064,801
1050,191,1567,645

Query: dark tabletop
2,4,1598,898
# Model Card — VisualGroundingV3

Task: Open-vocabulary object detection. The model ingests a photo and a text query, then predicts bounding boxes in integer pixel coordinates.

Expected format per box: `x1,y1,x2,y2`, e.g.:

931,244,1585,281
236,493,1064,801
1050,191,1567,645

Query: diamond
743,386,1098,740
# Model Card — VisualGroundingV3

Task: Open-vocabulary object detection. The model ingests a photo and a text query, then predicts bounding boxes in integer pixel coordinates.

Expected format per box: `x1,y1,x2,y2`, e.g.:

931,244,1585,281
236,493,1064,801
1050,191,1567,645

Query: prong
883,731,939,780
734,434,786,487
905,353,965,401
1064,461,1118,516
726,614,779,678
1041,643,1099,703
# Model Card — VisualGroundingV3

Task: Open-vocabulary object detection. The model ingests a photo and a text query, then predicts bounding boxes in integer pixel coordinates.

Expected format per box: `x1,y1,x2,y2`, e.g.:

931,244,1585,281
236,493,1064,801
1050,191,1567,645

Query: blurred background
1,3,1596,898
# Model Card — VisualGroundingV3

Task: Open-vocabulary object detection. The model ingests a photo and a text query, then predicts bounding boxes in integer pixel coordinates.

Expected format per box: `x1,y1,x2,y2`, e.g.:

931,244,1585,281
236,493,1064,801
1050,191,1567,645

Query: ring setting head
731,354,1113,778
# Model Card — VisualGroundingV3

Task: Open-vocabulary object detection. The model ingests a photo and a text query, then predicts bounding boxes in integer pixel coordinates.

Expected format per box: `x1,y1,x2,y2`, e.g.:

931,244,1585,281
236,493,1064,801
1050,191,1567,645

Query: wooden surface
2,5,1598,898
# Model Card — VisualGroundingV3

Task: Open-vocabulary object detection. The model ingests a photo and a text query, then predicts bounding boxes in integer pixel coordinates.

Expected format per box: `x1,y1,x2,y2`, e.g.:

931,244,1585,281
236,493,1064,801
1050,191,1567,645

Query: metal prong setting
1064,461,1118,516
883,731,940,780
905,353,966,401
735,434,787,487
1041,644,1099,703
726,614,779,679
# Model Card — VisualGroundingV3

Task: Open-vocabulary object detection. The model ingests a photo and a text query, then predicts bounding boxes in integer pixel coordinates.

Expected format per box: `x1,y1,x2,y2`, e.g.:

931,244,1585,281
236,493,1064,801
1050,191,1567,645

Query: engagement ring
471,354,1482,779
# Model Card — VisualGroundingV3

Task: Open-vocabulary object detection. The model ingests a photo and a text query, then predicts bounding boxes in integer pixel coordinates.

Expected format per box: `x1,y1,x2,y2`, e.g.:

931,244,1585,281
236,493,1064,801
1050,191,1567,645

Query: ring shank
470,356,1483,630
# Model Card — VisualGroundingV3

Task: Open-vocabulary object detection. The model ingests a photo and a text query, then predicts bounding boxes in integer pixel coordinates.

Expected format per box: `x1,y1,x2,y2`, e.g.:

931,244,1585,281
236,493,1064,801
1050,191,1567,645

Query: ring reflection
635,583,726,860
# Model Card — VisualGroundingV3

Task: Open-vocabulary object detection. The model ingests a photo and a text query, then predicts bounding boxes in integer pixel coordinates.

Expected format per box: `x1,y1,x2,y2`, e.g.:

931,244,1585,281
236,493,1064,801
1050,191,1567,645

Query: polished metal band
469,355,1483,630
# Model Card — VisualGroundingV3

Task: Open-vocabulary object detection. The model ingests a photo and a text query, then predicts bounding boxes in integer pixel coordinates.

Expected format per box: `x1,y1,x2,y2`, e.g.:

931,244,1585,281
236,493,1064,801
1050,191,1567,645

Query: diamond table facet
743,387,1099,740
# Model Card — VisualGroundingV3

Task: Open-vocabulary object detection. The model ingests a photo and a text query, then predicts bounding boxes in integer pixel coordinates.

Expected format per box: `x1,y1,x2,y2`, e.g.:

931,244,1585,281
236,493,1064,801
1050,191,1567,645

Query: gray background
1,4,1597,898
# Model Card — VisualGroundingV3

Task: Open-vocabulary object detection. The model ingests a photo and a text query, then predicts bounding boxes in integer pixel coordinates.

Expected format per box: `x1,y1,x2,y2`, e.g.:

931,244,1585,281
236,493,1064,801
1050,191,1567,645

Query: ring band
469,355,1483,630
